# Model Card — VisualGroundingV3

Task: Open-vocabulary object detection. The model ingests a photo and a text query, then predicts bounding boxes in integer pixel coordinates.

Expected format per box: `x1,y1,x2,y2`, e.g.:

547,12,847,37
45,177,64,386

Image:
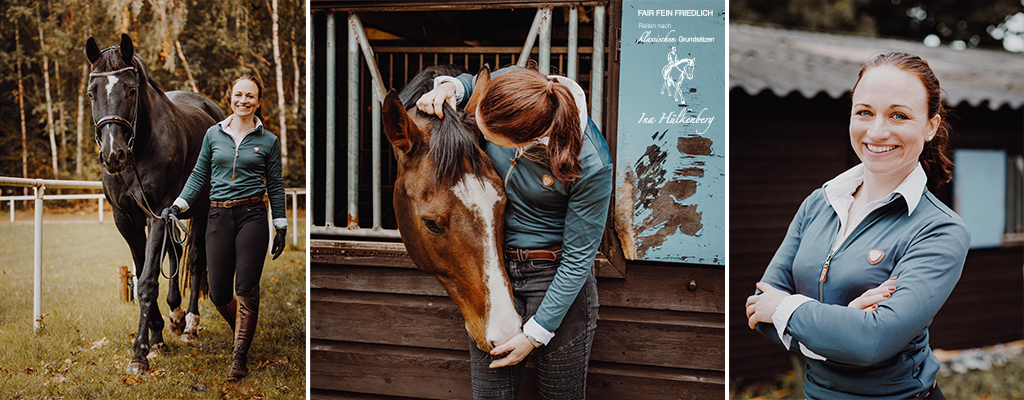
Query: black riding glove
272,228,286,260
160,205,181,220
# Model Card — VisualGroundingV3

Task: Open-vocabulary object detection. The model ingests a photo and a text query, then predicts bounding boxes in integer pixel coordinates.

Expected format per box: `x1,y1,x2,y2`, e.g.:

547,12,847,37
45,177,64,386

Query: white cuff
272,218,288,229
772,294,815,350
173,197,190,212
522,317,555,346
799,342,827,361
433,76,465,105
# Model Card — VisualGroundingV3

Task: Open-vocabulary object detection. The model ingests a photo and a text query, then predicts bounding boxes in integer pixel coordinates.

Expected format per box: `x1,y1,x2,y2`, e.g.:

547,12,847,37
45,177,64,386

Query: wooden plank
599,263,724,313
311,340,724,400
312,290,724,370
311,239,625,278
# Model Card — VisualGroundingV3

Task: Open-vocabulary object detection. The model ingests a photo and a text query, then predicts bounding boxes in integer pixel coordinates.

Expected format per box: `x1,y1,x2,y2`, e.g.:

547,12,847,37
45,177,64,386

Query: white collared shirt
771,163,928,361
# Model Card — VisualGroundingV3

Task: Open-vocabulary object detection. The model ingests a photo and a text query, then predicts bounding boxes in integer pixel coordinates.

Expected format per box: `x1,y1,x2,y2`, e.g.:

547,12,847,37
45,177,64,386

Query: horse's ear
464,65,491,114
119,33,134,67
86,37,101,64
382,89,421,155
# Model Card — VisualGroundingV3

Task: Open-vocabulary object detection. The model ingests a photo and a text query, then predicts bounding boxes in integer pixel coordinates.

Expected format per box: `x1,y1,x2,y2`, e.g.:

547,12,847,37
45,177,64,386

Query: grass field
0,210,306,399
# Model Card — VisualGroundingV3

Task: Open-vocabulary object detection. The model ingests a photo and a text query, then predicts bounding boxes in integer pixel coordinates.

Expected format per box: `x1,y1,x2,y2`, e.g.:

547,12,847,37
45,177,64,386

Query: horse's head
383,66,521,352
86,34,145,174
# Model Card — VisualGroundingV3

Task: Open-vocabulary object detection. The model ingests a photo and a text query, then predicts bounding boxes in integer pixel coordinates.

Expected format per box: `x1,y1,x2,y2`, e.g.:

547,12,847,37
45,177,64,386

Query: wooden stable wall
729,89,1024,381
310,240,725,399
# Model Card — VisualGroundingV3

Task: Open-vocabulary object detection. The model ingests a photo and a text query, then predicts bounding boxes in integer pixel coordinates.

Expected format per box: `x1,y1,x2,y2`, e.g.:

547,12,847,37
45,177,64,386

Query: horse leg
112,210,152,374
167,239,185,337
127,218,167,374
182,214,209,342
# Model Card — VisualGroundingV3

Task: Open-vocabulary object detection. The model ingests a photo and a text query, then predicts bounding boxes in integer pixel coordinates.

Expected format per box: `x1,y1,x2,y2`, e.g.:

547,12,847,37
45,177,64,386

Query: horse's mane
399,65,486,189
93,46,163,92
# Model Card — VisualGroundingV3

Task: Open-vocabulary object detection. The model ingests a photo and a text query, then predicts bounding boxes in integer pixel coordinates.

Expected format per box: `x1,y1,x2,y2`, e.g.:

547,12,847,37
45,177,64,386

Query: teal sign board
613,0,725,264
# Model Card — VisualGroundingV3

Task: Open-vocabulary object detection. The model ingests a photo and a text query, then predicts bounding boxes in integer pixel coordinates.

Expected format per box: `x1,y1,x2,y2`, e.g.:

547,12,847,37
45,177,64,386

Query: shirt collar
218,114,264,134
823,163,927,215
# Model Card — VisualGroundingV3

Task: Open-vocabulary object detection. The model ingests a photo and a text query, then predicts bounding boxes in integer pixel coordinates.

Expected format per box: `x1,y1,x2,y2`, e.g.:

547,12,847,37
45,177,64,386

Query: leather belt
210,196,263,208
504,245,562,262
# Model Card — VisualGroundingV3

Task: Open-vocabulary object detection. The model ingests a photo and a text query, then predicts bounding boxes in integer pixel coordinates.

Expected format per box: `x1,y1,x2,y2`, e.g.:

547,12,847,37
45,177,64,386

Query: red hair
477,69,583,183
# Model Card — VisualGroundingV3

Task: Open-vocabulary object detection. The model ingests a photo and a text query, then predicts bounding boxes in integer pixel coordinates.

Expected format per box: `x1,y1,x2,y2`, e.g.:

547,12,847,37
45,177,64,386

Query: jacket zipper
228,125,260,180
818,202,895,302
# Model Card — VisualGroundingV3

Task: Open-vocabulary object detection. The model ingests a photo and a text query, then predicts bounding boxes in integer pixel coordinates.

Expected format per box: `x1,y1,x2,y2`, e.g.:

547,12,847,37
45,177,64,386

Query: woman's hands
745,282,790,329
271,228,286,260
848,277,898,312
416,81,458,119
488,332,540,369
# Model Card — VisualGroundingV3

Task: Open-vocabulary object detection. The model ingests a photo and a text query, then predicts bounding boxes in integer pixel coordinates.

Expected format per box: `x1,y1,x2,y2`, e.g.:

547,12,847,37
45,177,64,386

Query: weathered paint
614,0,725,264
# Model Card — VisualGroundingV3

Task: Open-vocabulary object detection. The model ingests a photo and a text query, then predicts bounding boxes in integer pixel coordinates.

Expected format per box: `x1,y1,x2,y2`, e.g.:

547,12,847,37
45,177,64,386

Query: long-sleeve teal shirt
175,116,287,227
449,67,614,341
755,184,970,399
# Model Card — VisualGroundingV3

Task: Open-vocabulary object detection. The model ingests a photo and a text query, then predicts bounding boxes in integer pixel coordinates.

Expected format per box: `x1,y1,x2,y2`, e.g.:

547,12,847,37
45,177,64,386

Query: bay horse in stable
382,65,522,352
86,34,224,374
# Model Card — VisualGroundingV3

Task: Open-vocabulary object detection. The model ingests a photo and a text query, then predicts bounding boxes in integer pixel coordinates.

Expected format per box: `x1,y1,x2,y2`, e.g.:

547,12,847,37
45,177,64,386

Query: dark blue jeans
469,258,599,400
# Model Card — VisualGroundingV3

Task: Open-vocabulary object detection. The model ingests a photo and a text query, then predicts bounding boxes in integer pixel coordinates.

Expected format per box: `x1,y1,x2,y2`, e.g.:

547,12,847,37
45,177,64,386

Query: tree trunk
270,0,288,169
56,60,67,173
175,40,200,93
77,62,87,176
291,40,300,125
16,23,29,192
39,14,59,179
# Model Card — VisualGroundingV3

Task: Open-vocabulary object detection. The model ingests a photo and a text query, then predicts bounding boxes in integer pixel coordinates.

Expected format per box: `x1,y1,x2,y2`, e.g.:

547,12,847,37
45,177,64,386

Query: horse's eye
422,218,442,234
128,88,137,97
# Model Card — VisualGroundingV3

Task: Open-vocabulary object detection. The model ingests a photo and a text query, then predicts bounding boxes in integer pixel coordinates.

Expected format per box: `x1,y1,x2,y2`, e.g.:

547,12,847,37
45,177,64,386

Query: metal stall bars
311,4,608,239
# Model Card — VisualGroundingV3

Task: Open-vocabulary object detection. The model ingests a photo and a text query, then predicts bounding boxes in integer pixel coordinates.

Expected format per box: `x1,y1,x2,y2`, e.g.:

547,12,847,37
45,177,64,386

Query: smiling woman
744,52,969,400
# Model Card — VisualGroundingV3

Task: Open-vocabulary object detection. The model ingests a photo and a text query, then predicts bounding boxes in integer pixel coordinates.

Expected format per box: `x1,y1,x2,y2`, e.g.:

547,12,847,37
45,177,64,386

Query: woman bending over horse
162,75,287,381
745,52,969,399
419,66,613,399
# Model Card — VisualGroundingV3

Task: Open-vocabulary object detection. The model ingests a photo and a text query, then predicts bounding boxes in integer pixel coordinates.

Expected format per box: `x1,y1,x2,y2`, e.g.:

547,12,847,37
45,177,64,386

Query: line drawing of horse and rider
661,46,696,104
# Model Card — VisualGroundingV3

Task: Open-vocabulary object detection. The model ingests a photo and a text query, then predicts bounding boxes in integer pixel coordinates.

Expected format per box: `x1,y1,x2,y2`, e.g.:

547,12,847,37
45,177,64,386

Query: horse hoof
169,307,186,336
126,360,149,375
180,332,196,342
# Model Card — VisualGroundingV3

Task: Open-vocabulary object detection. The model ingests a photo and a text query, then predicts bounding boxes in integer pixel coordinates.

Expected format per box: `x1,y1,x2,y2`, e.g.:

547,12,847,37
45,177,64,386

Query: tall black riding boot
227,285,259,381
215,297,237,332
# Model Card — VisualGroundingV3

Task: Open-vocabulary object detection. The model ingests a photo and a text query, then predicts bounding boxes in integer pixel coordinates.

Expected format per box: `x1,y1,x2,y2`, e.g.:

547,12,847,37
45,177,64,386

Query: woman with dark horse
86,34,224,375
745,52,969,399
163,75,287,381
418,66,614,399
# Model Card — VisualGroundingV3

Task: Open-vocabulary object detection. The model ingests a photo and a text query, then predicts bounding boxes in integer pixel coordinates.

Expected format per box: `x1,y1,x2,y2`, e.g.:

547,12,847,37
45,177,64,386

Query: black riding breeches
206,202,269,306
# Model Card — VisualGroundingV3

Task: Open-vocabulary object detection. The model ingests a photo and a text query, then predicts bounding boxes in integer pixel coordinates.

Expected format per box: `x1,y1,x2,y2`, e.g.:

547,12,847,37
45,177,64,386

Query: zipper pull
509,157,516,167
819,259,831,282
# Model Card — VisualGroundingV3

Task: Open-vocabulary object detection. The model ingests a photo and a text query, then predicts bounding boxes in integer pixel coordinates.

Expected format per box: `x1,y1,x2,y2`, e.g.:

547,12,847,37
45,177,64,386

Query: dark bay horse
382,65,521,352
86,34,224,374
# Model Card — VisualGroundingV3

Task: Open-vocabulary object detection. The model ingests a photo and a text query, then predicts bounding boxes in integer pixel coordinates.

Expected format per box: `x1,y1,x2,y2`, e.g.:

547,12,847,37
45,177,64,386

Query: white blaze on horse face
105,76,119,100
451,174,521,347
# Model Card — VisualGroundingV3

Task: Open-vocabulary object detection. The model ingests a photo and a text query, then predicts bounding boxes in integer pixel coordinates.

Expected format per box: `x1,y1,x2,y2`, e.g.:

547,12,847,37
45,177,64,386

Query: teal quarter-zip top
176,116,287,222
755,187,969,399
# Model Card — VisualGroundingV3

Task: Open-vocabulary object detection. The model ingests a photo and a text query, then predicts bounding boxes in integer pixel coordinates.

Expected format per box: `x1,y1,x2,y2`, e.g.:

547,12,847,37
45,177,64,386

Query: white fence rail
0,176,306,333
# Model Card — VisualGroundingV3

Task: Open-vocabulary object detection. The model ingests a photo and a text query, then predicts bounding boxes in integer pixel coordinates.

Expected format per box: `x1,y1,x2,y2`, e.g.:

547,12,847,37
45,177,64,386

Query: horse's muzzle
101,148,131,174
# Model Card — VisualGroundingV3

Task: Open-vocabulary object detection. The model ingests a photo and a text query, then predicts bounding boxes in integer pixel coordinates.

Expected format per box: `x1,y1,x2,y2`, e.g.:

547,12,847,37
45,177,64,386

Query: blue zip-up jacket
452,67,614,339
755,187,970,399
176,116,287,225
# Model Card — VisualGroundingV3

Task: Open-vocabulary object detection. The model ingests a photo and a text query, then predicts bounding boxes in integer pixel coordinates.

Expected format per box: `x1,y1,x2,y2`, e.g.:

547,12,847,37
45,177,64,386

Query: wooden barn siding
310,245,725,399
728,90,1024,381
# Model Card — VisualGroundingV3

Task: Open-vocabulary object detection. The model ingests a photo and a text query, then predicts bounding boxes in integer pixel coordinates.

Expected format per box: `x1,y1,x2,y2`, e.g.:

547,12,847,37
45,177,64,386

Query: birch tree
269,0,288,168
38,8,58,179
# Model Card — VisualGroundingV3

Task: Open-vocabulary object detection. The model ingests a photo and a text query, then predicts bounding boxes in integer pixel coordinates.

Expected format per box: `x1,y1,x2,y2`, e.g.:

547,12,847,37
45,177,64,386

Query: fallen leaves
89,337,109,350
121,376,143,385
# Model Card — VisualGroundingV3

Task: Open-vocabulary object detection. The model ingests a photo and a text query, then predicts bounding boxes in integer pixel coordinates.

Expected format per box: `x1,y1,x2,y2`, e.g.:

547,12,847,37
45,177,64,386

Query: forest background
0,0,306,189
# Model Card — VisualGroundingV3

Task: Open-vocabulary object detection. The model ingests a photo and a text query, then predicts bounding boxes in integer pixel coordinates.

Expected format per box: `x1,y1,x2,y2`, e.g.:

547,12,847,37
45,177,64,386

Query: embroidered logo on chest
254,146,260,153
542,174,554,187
867,249,885,265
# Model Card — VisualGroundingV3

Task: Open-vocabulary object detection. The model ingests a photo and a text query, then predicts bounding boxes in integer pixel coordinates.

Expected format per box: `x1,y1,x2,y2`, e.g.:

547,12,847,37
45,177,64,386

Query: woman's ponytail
544,80,583,183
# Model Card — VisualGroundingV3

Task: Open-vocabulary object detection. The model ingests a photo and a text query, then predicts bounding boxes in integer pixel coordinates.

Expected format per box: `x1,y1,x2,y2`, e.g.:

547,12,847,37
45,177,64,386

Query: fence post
98,198,104,223
33,186,44,332
292,191,299,246
9,198,14,223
